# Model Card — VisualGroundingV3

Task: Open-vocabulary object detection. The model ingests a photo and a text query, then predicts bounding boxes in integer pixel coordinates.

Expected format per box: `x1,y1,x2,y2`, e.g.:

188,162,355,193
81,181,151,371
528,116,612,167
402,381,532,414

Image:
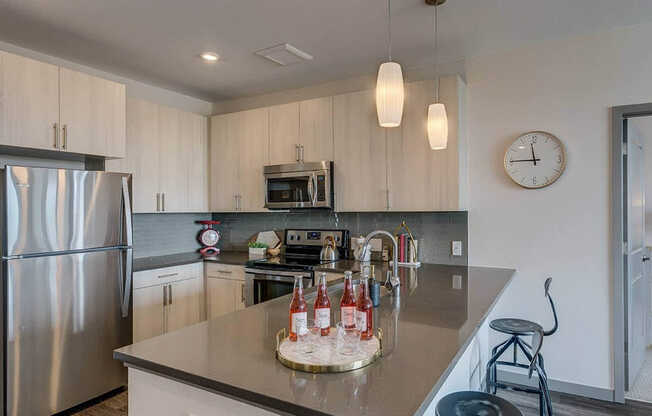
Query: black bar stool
485,278,558,416
436,328,544,416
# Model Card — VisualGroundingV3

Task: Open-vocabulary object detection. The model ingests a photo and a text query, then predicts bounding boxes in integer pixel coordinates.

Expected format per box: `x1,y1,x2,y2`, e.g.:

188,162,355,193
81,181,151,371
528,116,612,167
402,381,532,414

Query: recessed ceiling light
200,52,219,62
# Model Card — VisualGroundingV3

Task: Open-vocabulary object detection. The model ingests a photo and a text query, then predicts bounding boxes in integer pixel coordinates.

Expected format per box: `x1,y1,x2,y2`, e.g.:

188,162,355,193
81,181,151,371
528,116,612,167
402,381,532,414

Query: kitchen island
114,264,514,415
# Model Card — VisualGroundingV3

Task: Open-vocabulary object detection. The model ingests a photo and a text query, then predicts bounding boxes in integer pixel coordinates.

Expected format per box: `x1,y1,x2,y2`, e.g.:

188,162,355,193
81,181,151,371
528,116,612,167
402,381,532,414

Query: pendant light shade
427,103,448,150
376,0,404,128
427,0,448,149
376,62,405,128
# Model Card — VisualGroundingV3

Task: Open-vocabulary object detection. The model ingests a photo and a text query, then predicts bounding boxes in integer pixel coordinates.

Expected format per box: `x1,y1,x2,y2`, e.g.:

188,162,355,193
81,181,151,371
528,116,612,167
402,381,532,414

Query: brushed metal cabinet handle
156,193,161,212
62,124,68,150
163,285,167,306
300,145,304,162
168,285,172,305
158,272,179,279
53,123,59,148
162,193,166,211
295,144,300,162
241,283,245,303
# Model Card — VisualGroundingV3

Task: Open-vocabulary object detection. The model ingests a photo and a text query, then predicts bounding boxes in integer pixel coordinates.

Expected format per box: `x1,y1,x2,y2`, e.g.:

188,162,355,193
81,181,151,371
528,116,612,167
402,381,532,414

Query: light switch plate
452,241,463,256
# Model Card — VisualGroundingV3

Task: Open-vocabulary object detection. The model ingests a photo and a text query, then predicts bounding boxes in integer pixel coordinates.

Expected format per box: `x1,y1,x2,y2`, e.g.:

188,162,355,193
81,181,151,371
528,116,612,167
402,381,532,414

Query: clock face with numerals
504,131,566,189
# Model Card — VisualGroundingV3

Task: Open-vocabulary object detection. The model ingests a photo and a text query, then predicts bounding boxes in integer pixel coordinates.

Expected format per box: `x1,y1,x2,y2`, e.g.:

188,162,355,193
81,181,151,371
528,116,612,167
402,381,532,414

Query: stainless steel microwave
264,161,333,209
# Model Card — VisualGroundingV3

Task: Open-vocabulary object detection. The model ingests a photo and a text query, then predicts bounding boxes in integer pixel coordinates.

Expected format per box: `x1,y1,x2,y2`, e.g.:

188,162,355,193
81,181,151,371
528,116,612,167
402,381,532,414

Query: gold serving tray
275,327,383,374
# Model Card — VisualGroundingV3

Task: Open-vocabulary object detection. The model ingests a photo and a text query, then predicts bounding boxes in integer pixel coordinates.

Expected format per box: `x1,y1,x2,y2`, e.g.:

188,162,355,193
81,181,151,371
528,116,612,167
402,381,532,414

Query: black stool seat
490,318,543,336
436,391,523,416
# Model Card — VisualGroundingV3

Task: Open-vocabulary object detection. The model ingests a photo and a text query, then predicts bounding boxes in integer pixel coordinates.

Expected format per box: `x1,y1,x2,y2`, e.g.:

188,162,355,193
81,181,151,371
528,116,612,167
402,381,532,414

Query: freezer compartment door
5,249,132,416
4,166,132,256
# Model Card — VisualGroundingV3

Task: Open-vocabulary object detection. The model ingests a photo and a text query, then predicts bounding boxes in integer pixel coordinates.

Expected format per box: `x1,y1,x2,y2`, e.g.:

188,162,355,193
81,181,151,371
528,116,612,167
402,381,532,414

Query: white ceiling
0,0,651,101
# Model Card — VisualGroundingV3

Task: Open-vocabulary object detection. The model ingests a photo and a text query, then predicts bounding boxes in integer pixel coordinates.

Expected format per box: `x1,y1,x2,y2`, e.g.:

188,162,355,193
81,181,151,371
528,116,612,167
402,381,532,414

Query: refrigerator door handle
122,177,133,247
120,248,133,318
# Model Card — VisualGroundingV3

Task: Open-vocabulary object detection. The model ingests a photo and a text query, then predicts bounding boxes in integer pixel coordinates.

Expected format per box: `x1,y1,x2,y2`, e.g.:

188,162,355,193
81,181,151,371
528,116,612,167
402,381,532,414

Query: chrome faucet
360,230,400,292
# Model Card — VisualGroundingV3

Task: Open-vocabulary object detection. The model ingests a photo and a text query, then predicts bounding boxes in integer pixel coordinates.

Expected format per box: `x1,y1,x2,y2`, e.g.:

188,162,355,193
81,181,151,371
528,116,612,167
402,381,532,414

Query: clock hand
530,143,537,166
510,158,542,163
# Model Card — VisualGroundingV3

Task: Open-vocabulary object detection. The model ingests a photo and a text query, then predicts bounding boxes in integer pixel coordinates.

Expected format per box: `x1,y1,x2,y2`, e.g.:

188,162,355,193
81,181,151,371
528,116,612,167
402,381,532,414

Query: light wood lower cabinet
205,263,246,319
133,263,204,342
133,284,166,343
107,98,208,213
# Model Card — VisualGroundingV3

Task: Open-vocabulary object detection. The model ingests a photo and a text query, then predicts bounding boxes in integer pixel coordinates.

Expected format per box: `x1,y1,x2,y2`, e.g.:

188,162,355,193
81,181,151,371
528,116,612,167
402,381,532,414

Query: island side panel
422,319,489,415
128,368,277,416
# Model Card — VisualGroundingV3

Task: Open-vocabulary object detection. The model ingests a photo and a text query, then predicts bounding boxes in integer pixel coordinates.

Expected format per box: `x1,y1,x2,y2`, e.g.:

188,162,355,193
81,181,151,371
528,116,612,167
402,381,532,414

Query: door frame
612,103,652,403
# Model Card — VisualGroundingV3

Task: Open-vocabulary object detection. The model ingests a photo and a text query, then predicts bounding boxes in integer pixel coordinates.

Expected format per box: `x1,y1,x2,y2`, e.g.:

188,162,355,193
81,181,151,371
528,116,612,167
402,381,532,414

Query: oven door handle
244,268,311,279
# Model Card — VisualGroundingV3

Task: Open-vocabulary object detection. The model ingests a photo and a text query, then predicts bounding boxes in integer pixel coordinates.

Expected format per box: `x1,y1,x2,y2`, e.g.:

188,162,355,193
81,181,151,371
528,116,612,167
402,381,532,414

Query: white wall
0,40,213,115
467,21,652,391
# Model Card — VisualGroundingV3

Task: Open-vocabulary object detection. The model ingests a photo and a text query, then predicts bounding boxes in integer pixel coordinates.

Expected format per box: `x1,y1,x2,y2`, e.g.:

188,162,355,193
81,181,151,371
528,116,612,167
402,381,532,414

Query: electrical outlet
452,275,463,289
452,241,463,257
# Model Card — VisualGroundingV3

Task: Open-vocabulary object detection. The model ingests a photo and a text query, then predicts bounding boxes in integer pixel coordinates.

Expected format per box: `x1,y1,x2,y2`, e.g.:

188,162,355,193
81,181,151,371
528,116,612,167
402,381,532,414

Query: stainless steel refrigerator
0,166,133,416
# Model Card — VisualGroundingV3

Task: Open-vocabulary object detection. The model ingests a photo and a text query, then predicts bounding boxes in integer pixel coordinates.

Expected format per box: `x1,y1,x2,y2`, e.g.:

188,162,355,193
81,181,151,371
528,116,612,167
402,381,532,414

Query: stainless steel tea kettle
320,235,339,261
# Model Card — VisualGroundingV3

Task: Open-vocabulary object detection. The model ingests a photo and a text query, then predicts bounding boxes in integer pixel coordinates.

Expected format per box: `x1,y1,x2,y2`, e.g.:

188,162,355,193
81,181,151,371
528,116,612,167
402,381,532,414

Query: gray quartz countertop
133,251,254,272
115,264,514,415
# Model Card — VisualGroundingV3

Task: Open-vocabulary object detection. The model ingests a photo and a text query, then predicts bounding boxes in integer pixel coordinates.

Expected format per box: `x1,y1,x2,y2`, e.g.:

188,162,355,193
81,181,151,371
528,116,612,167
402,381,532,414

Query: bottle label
356,310,367,331
341,306,356,327
316,308,331,329
292,312,307,335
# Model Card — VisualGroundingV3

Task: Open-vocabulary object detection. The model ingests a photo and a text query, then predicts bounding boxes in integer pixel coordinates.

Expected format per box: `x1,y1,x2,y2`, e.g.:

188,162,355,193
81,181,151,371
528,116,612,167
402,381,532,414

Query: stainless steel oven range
244,228,350,306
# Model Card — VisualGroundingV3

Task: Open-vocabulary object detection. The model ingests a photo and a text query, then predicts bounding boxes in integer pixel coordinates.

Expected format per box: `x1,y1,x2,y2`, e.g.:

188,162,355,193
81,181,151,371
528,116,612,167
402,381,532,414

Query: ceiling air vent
254,43,313,66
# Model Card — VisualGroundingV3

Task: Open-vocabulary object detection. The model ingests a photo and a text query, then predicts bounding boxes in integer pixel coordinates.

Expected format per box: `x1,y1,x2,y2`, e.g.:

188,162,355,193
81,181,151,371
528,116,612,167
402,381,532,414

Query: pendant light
376,0,404,128
426,0,448,150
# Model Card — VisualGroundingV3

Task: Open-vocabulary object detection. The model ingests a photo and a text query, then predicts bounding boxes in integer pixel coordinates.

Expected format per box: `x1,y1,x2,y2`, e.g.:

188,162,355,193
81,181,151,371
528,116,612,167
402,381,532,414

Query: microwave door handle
307,175,314,206
313,175,318,205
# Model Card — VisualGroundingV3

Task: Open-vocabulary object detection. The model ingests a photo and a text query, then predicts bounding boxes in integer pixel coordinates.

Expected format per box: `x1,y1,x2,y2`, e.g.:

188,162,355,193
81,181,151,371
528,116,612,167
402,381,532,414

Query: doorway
612,104,652,403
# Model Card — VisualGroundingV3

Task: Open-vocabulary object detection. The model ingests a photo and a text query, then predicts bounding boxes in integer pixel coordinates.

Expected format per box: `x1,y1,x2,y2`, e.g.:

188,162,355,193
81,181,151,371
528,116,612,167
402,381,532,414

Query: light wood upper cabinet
158,105,186,212
0,50,125,157
268,98,334,164
0,51,60,151
238,108,269,211
269,102,300,164
106,98,160,212
210,108,268,212
386,77,467,211
59,66,125,157
209,113,240,211
107,98,208,213
299,96,333,162
188,111,209,212
333,89,388,212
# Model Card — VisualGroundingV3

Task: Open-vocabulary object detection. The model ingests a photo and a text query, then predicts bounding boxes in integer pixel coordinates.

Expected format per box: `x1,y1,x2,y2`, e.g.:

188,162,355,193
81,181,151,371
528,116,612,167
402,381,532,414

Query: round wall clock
503,131,566,189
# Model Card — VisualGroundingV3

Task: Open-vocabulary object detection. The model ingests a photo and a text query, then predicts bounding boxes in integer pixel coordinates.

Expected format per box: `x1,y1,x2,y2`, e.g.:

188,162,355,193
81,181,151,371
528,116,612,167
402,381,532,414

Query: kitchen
0,1,651,415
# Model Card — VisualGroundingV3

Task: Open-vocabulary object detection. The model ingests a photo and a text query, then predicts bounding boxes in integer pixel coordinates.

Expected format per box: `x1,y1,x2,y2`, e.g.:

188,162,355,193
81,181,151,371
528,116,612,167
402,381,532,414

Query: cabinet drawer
205,263,245,281
134,262,203,289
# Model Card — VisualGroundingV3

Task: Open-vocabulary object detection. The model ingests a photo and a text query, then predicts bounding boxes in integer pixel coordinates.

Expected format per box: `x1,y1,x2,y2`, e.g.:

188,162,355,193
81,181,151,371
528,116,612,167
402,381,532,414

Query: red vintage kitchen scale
197,220,221,256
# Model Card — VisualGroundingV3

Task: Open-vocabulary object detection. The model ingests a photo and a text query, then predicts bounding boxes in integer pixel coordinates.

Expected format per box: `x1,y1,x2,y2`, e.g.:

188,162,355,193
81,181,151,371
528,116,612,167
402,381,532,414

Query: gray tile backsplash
211,211,468,265
133,213,211,258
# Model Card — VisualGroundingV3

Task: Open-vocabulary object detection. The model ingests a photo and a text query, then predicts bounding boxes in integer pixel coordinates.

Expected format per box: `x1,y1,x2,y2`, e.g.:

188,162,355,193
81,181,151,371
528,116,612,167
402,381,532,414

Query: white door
626,121,648,387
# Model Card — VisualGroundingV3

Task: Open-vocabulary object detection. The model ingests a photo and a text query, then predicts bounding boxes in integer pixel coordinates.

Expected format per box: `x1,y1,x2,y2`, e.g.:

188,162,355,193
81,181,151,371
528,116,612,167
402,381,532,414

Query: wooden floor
498,390,652,416
70,391,127,416
71,389,652,415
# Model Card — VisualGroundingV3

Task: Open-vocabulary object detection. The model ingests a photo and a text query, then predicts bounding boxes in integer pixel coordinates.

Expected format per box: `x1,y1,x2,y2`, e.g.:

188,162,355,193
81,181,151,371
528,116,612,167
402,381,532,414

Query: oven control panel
285,229,347,247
